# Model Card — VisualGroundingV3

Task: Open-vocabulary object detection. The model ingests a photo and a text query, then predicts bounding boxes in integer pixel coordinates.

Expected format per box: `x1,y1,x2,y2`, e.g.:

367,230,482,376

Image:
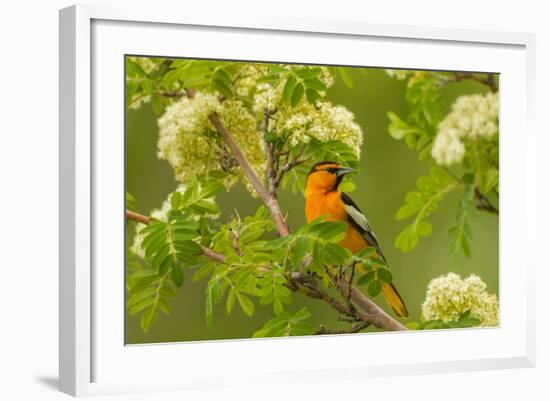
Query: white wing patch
344,203,375,236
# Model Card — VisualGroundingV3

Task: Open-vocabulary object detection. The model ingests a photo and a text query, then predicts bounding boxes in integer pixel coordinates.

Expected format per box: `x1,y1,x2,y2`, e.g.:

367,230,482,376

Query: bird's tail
381,282,409,318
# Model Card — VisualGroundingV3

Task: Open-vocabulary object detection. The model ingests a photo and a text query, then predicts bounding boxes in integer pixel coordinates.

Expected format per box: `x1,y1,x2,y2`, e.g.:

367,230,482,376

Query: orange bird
305,161,409,318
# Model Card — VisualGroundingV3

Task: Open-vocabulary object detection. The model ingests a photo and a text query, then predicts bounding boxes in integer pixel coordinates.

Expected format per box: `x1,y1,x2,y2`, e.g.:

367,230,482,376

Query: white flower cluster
234,64,271,97
157,92,264,193
280,101,363,157
431,92,499,166
385,69,414,80
157,92,221,180
421,272,499,327
319,67,335,88
253,83,280,113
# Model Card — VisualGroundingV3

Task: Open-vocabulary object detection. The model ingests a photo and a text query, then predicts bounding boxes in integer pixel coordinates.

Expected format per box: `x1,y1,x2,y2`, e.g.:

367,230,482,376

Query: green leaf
295,67,321,79
212,79,233,98
304,139,359,170
142,79,153,95
303,77,326,91
290,322,315,336
481,169,499,194
376,268,393,283
357,270,376,285
126,252,178,333
387,112,421,140
170,191,182,210
226,287,236,314
305,88,320,104
128,297,155,316
283,76,297,102
325,243,350,265
336,67,353,87
311,241,326,272
193,263,215,282
357,247,377,259
252,308,314,338
205,287,213,328
417,221,432,237
395,202,422,220
394,168,457,252
449,186,476,258
126,192,136,211
290,82,305,107
367,279,382,297
338,180,356,193
171,266,184,287
214,67,232,84
395,225,417,253
293,307,311,321
290,236,309,270
236,293,254,317
158,299,171,314
140,305,158,333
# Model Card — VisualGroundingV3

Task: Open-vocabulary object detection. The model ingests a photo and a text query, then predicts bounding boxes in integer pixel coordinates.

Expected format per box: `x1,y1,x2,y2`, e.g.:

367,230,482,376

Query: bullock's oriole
305,161,409,318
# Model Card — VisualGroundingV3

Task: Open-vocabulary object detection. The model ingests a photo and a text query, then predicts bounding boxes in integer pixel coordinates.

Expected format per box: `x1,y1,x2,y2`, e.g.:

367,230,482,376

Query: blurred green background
125,65,498,344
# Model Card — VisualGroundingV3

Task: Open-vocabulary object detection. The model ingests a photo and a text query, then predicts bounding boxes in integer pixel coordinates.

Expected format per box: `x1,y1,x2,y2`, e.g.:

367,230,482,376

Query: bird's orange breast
305,192,368,254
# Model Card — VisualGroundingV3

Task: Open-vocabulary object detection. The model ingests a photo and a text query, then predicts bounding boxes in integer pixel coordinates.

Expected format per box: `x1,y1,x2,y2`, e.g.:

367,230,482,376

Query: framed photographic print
59,4,536,396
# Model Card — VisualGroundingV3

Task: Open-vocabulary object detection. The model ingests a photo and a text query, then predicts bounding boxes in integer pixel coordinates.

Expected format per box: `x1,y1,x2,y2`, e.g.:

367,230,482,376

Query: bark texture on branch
126,210,151,225
337,277,407,331
209,112,290,237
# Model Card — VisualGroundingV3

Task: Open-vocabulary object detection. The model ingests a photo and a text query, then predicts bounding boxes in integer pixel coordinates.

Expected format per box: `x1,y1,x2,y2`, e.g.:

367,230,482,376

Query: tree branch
126,209,226,263
288,273,358,320
260,109,278,197
315,321,370,335
126,209,151,225
209,112,290,236
337,277,407,331
474,189,499,215
450,73,498,93
442,167,499,216
272,145,307,190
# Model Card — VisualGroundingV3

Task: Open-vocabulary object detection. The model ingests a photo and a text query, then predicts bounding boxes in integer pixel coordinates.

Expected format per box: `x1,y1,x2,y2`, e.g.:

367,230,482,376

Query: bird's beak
336,167,354,177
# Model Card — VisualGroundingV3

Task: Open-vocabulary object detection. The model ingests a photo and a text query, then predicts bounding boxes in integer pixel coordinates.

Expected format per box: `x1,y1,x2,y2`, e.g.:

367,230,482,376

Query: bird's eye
327,168,337,174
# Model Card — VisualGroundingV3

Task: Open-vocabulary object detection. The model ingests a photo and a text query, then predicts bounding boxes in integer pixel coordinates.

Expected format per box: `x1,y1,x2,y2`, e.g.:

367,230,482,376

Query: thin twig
315,321,370,335
441,167,499,216
347,263,356,306
125,209,226,263
450,73,498,93
337,276,407,331
288,273,359,320
261,109,278,196
126,210,151,225
229,210,243,257
209,112,290,236
474,189,499,215
272,144,308,190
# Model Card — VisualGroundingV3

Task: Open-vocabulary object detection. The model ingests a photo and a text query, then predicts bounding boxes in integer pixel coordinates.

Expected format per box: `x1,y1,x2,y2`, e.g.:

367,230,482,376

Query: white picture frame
59,3,536,397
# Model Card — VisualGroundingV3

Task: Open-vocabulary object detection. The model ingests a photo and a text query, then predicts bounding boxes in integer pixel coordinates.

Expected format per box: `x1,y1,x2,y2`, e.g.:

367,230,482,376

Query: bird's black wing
340,192,387,262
